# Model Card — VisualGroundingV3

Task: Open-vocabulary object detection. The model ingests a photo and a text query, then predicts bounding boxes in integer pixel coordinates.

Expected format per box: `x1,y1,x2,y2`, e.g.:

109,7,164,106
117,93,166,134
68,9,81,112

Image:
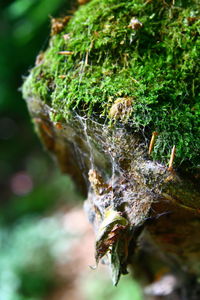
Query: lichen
23,0,200,169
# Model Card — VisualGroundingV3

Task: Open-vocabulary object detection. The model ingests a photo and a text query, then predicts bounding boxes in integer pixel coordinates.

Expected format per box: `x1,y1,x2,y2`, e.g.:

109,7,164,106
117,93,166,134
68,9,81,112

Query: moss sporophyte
23,0,200,169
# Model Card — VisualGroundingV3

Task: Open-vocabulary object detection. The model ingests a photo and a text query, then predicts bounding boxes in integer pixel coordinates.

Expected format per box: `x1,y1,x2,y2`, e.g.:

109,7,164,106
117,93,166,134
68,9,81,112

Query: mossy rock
23,0,200,170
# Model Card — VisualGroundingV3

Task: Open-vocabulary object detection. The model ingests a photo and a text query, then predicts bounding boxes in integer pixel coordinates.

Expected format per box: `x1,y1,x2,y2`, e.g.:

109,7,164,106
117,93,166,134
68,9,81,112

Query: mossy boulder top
23,0,200,170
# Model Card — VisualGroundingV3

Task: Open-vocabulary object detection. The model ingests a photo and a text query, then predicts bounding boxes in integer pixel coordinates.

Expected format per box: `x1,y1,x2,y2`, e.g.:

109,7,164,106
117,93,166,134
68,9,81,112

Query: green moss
23,0,200,169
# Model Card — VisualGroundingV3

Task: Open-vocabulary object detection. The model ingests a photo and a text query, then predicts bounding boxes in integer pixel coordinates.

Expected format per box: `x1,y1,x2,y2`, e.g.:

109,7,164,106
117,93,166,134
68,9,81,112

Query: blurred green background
0,1,143,299
0,0,75,210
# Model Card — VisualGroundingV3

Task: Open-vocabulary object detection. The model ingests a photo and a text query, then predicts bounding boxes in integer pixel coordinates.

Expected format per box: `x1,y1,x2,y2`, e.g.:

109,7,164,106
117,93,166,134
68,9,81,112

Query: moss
23,0,200,169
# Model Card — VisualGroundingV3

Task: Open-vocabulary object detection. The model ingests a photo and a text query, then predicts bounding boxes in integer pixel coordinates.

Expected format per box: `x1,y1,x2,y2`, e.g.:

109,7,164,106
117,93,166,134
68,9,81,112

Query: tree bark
23,0,200,298
25,98,200,299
